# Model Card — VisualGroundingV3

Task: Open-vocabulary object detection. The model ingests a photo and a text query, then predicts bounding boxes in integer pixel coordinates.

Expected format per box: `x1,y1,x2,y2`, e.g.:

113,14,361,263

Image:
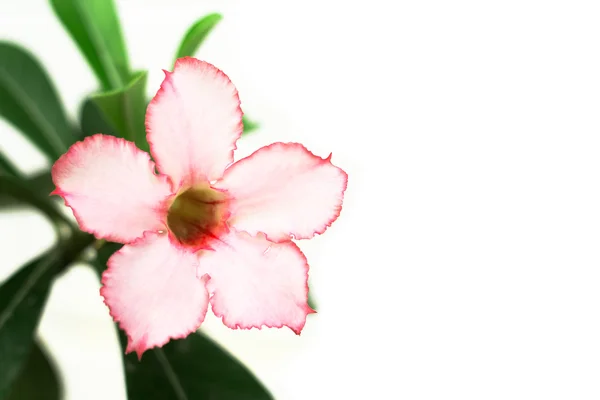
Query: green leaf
119,332,273,400
308,293,317,311
0,171,53,210
80,99,118,138
0,175,68,227
90,71,149,151
90,243,273,400
0,42,72,161
5,341,61,400
242,116,260,134
28,171,55,199
0,253,55,398
174,13,223,63
92,241,122,274
0,152,22,178
0,232,93,398
49,0,130,91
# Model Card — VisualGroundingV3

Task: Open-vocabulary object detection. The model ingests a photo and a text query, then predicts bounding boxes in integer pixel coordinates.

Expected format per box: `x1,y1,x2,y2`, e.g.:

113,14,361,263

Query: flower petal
51,134,172,243
216,142,348,242
200,231,313,334
101,232,209,358
146,57,243,187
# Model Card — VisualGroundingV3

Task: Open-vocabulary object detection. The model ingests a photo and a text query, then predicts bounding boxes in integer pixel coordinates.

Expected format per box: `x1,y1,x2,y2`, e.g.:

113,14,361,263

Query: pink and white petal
200,231,313,334
51,134,173,243
146,57,243,187
101,232,209,359
215,142,348,242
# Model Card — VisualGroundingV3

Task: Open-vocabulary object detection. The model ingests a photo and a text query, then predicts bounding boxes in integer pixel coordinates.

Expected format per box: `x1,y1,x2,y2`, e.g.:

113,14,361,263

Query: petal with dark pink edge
215,143,348,242
201,231,313,334
101,232,209,359
51,134,172,243
146,57,243,188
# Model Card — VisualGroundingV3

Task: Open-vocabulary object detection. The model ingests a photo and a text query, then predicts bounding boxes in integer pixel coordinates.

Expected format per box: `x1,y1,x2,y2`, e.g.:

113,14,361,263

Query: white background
2,0,600,399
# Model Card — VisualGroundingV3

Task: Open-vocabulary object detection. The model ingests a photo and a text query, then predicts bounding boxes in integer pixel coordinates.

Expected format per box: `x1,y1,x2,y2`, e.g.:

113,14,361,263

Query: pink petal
51,134,172,243
200,231,313,334
146,57,243,187
101,232,209,358
216,143,348,242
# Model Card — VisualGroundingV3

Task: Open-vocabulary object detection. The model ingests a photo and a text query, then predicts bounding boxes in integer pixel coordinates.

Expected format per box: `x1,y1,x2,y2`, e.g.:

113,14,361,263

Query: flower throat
166,184,228,246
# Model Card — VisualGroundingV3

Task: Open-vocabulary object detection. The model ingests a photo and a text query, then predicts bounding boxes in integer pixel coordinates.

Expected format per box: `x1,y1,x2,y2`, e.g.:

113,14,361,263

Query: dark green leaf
0,252,56,398
0,152,22,178
91,241,122,275
28,171,55,199
0,175,68,226
0,42,72,161
89,242,273,400
49,0,130,91
0,171,53,210
0,232,93,398
174,13,223,63
119,331,273,400
80,98,118,138
90,71,149,150
5,341,61,400
242,116,260,134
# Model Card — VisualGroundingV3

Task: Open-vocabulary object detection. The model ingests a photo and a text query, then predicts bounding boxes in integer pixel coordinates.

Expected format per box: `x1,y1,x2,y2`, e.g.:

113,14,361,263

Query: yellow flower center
166,184,228,246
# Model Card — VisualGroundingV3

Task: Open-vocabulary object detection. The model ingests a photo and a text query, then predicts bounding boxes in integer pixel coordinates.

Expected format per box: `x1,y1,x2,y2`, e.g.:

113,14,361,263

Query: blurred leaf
119,332,273,400
28,171,55,199
0,253,54,398
0,42,72,161
0,175,68,226
80,98,118,138
174,13,222,63
242,116,260,134
90,243,273,400
90,71,149,151
0,153,22,178
92,241,122,274
308,293,317,311
49,0,130,91
5,341,61,400
0,171,53,210
0,232,93,398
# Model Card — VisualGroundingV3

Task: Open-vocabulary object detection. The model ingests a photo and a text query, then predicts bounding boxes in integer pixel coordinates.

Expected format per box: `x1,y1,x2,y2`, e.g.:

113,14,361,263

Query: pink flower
51,58,347,358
